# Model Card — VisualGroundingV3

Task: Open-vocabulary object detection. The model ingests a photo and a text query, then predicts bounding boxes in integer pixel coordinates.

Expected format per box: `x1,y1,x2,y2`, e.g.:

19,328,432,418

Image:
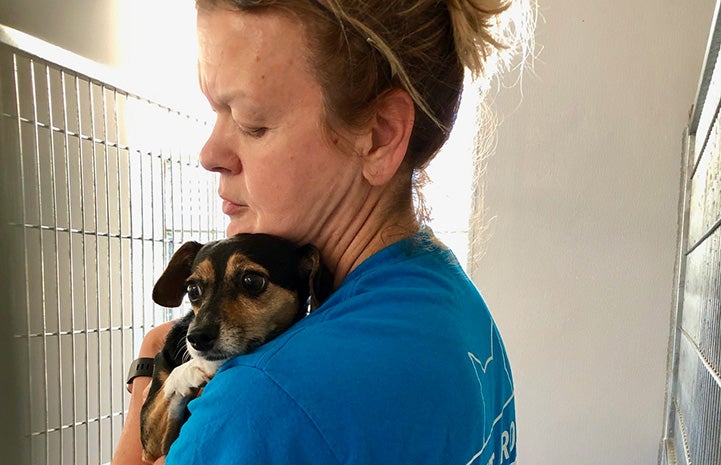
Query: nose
186,328,218,353
199,114,242,174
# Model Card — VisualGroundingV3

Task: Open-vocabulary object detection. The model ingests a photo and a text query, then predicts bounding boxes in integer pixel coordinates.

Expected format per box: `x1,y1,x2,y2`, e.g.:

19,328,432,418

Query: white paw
163,358,221,400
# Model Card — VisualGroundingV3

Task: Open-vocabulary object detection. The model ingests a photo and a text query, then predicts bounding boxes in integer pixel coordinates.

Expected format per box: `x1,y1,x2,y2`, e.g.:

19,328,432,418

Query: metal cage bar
0,24,225,465
661,1,721,463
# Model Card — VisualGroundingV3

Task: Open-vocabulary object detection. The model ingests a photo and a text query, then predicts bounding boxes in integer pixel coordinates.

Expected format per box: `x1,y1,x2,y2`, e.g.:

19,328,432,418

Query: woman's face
197,7,369,244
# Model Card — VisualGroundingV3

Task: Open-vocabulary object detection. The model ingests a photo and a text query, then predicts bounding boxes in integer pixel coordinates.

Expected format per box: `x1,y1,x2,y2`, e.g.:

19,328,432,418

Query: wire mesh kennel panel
0,25,226,465
661,2,721,464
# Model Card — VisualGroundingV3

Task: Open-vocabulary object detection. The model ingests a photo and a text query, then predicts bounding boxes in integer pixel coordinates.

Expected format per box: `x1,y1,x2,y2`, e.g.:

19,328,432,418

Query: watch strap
126,357,155,386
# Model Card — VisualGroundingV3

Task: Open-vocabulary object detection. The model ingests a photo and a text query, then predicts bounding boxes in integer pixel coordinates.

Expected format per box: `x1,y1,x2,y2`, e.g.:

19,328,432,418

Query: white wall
471,1,717,464
0,0,121,67
0,0,204,113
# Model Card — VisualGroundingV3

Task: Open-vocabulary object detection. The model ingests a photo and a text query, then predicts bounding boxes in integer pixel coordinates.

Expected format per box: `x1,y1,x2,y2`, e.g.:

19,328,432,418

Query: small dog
140,233,333,462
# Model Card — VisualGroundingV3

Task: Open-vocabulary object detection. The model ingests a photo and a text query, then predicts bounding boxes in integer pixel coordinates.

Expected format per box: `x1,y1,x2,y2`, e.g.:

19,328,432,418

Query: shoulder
166,365,341,464
343,230,482,302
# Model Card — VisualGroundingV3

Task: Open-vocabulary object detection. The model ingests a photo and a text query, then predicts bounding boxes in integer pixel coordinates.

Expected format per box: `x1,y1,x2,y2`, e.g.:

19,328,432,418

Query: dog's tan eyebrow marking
224,253,268,282
191,259,215,283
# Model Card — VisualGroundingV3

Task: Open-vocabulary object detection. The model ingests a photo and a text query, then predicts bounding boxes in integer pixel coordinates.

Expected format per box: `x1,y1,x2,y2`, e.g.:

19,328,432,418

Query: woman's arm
111,321,175,465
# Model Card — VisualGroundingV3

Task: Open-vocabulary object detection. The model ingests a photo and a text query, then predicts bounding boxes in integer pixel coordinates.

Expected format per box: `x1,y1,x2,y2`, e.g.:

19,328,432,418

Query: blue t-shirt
166,229,516,465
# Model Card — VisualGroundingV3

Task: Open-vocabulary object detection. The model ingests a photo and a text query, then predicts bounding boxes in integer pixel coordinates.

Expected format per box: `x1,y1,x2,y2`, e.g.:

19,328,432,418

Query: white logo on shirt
465,323,516,465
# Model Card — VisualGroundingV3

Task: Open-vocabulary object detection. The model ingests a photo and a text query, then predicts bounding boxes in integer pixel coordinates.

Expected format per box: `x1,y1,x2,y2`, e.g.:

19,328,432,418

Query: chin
226,220,291,242
226,223,252,238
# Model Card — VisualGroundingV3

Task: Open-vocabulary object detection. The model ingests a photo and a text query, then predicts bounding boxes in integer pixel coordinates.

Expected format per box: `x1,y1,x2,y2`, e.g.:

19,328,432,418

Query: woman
114,0,532,463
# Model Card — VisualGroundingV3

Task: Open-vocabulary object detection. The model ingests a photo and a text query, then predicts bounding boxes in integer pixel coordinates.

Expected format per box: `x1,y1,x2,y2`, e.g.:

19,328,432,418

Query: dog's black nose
186,330,217,352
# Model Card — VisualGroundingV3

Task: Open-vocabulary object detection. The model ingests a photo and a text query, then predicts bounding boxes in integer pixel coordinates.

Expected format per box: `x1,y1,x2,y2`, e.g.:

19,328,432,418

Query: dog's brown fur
139,233,332,462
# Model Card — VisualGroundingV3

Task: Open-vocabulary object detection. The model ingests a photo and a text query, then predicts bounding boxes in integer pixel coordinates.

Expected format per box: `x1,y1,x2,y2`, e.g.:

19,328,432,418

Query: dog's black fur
140,233,332,462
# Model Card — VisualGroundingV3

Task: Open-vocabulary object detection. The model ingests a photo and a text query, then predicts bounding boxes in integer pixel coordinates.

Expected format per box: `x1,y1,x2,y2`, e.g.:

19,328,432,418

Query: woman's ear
361,89,415,186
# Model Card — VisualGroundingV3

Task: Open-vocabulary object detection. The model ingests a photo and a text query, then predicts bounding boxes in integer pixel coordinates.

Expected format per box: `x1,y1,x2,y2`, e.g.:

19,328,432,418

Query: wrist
127,320,175,393
126,357,154,393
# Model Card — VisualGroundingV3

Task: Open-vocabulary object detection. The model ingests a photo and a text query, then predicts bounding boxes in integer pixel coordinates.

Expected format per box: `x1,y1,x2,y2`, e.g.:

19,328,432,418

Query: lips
222,198,246,215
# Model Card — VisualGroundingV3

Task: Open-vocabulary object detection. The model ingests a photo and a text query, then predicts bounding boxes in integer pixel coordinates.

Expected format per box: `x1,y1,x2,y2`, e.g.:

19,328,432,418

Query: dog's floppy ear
299,244,334,310
152,241,204,307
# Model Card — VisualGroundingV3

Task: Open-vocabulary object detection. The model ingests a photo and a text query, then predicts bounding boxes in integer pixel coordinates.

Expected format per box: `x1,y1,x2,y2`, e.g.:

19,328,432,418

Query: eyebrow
200,78,265,118
199,76,261,114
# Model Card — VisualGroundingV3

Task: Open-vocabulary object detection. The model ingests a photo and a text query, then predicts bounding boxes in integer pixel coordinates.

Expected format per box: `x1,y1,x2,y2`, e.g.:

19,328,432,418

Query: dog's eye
241,272,268,295
186,282,203,303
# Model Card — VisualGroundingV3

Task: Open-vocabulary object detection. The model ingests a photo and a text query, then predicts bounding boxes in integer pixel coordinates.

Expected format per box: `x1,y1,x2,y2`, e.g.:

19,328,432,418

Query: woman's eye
186,283,203,302
242,127,267,138
241,272,268,295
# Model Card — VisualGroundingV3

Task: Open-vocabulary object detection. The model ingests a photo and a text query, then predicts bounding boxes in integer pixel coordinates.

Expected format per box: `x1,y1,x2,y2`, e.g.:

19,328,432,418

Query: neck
315,186,419,288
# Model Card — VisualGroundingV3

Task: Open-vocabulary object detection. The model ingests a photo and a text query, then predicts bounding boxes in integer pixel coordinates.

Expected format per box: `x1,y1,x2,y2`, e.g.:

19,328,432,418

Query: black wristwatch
126,357,155,392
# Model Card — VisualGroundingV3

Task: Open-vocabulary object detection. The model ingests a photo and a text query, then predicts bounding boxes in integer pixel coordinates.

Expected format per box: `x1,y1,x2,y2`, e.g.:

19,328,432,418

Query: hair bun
447,0,535,79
